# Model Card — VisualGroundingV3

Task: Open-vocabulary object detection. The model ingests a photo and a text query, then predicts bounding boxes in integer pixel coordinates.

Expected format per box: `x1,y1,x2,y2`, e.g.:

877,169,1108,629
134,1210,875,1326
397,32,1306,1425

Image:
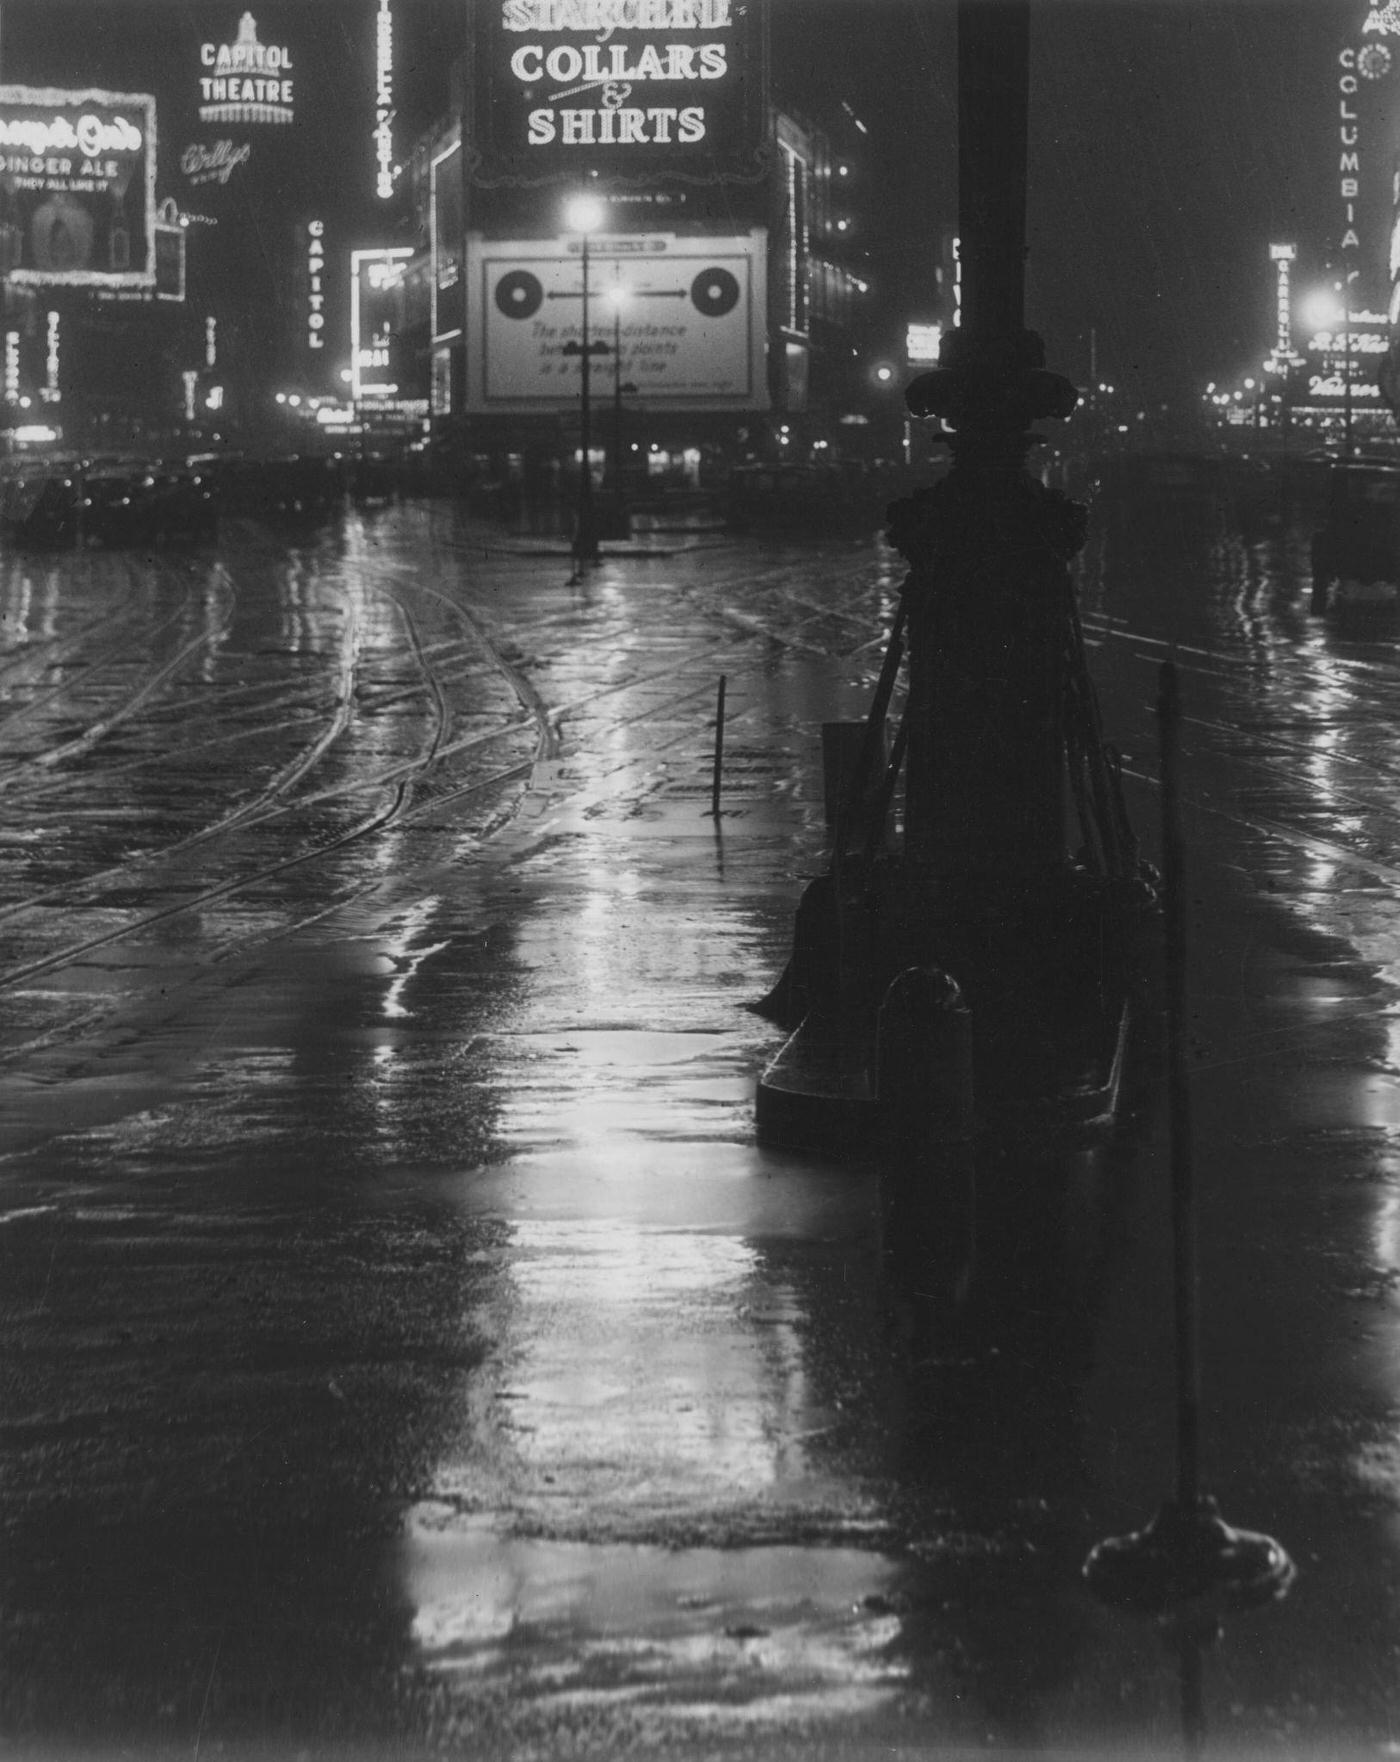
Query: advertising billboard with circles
466,229,767,413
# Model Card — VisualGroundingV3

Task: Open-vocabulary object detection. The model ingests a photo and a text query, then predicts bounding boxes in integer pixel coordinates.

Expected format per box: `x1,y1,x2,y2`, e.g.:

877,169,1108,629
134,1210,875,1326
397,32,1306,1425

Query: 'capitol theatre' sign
199,11,295,127
470,0,769,186
0,85,156,288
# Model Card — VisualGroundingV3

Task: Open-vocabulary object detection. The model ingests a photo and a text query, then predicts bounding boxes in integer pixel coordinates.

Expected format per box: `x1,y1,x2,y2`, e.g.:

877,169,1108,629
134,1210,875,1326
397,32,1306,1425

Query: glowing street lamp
562,193,605,573
1300,286,1344,334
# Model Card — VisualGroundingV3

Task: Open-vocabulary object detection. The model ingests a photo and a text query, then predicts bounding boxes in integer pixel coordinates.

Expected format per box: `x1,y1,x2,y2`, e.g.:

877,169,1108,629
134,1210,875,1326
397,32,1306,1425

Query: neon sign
1267,243,1297,369
375,0,395,199
44,309,59,399
515,27,727,145
307,220,325,350
1338,46,1362,255
475,0,767,181
1308,326,1387,353
906,322,942,365
181,140,251,187
199,13,294,126
350,246,413,400
0,86,157,289
1309,373,1382,397
0,112,141,158
502,0,734,20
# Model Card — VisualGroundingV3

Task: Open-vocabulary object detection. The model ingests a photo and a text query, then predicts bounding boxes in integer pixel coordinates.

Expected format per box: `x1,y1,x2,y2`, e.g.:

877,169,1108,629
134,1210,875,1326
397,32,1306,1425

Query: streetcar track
0,568,145,687
17,505,1398,999
1118,760,1400,891
0,566,216,751
0,539,855,977
0,564,527,923
18,583,237,773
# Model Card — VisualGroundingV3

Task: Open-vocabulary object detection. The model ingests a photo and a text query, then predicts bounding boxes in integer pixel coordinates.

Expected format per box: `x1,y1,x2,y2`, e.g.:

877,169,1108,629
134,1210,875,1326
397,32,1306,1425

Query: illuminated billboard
470,0,769,187
431,135,464,344
0,85,156,287
465,228,767,413
197,10,295,127
351,246,414,401
1291,305,1386,408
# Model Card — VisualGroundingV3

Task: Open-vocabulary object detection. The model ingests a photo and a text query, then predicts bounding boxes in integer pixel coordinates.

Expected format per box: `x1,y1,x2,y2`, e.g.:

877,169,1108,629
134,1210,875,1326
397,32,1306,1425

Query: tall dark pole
894,0,1078,880
1344,277,1354,457
574,226,598,566
957,0,1028,346
611,293,624,495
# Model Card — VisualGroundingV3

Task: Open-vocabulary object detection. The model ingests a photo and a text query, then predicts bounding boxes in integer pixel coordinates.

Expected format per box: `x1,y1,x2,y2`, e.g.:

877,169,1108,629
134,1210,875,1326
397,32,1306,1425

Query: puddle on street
403,1516,908,1734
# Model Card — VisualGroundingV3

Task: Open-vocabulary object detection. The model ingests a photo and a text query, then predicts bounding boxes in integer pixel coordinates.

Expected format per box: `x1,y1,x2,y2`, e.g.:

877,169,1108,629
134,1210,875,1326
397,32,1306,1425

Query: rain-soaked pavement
6,483,1400,1758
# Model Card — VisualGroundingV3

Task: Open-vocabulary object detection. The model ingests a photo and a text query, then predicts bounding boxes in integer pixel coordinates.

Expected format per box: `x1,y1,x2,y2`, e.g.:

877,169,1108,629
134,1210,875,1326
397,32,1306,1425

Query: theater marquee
470,0,768,185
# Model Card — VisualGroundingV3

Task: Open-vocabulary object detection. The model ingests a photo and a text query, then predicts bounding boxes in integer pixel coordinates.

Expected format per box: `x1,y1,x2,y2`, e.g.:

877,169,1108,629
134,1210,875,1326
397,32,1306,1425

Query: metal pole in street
1083,663,1295,1617
577,225,596,564
1344,276,1354,457
895,0,1076,876
610,283,625,498
564,193,603,576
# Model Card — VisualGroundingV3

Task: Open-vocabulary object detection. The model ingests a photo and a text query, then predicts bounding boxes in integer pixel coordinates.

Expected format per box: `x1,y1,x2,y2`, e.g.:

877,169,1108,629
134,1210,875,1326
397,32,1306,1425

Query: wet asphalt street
5,484,1400,1759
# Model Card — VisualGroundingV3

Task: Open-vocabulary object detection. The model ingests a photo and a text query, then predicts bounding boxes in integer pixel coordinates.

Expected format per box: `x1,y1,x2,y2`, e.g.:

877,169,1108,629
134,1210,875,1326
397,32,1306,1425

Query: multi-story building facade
400,0,876,487
0,2,458,451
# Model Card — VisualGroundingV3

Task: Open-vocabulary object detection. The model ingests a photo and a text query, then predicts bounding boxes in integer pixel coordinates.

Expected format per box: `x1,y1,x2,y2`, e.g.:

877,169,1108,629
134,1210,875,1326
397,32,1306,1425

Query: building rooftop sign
469,0,769,186
0,85,156,288
199,12,295,127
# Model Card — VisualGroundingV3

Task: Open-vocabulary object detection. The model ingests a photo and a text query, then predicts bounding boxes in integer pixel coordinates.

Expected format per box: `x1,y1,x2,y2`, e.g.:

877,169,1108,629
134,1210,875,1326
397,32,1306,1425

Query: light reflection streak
379,896,448,1019
403,1521,906,1722
1373,1187,1400,1276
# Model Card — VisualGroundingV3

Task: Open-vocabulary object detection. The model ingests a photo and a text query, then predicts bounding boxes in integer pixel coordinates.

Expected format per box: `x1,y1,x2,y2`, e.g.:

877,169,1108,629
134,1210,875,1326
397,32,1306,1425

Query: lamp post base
1084,1495,1296,1617
570,506,601,574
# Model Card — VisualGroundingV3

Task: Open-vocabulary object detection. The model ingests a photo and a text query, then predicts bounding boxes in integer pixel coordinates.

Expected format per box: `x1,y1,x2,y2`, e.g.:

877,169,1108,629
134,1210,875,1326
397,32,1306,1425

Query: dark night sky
775,0,1366,403
0,1,1376,406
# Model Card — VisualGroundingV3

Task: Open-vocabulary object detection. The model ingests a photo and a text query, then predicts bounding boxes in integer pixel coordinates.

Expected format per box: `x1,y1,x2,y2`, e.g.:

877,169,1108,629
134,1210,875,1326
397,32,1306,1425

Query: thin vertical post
710,674,727,819
1084,670,1296,1613
956,0,1030,346
577,229,595,560
612,292,624,495
1343,278,1354,458
1159,661,1200,1509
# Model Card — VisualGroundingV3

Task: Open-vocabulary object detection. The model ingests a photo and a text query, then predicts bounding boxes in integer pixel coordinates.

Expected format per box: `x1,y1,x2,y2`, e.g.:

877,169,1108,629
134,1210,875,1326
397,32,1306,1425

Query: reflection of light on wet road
425,1143,876,1536
501,1218,800,1503
377,897,449,1019
403,1516,906,1734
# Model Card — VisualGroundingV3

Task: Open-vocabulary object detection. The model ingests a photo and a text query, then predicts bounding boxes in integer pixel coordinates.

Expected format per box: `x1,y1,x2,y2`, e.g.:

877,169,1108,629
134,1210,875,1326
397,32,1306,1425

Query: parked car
1309,457,1400,612
0,463,85,545
348,452,400,505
